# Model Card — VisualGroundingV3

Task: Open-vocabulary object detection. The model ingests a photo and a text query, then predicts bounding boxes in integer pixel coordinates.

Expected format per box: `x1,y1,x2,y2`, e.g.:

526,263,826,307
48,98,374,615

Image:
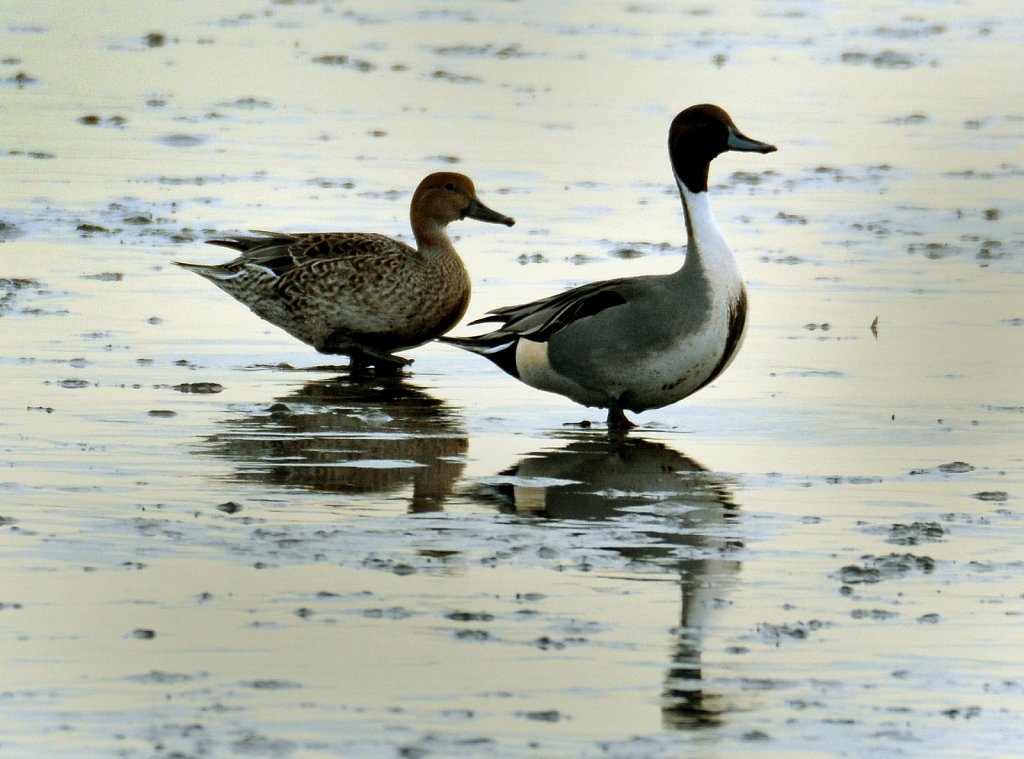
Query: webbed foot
347,346,413,376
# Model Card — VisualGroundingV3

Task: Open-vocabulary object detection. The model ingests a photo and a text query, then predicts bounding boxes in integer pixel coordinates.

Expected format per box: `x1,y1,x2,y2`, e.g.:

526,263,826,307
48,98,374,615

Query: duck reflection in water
476,435,742,728
203,376,466,512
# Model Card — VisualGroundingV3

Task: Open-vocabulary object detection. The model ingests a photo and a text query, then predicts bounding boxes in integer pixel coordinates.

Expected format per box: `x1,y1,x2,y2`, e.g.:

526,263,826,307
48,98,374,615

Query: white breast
510,186,746,415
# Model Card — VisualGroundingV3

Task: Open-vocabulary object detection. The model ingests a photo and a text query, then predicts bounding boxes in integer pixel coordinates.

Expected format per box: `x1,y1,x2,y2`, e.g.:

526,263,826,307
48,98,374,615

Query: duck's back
191,231,470,354
208,231,415,277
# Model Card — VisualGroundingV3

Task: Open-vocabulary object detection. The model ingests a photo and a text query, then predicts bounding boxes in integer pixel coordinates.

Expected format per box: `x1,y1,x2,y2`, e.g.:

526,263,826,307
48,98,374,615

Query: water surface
1,2,1022,757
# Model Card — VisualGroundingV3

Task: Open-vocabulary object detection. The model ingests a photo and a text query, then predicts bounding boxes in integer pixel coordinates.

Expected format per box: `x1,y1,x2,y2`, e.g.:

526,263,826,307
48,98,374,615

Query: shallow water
2,1,1023,757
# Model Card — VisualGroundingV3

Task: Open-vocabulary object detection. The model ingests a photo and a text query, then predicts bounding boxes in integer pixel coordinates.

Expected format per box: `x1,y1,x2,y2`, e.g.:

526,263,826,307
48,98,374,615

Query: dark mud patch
219,97,273,110
362,606,416,620
850,608,898,620
307,176,358,189
156,133,209,147
78,114,127,127
127,670,204,684
520,709,565,722
838,49,935,69
0,277,43,314
838,553,936,585
431,70,484,84
971,491,1008,502
909,461,975,476
515,252,547,265
723,169,782,189
172,381,224,394
869,22,946,40
885,521,946,545
54,378,92,389
242,679,301,690
760,252,807,265
757,619,830,643
887,113,930,126
432,43,534,59
906,241,983,261
26,198,206,243
311,54,376,72
604,240,678,259
3,70,38,87
230,733,298,756
0,220,25,241
4,149,55,160
76,223,115,236
776,211,808,225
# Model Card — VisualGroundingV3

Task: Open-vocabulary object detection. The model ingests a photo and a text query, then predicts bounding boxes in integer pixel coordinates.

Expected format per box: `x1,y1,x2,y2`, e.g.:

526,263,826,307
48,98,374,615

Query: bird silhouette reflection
475,435,742,728
202,376,466,512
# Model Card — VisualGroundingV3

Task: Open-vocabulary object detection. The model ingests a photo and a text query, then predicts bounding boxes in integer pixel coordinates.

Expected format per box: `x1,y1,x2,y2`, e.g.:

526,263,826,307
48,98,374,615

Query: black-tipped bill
726,124,777,154
464,196,516,227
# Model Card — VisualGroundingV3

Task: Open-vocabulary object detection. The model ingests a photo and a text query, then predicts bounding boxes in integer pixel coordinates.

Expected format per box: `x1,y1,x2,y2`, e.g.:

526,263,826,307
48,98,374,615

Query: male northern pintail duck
175,172,514,370
440,104,776,429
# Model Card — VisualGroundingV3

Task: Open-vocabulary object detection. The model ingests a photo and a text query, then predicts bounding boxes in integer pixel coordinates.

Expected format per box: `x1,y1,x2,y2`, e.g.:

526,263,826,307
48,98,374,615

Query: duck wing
207,231,414,277
470,277,632,342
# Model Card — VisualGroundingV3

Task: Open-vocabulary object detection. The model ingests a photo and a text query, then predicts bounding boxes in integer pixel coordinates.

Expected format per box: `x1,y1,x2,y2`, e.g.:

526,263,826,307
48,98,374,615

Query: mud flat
1,1,1022,757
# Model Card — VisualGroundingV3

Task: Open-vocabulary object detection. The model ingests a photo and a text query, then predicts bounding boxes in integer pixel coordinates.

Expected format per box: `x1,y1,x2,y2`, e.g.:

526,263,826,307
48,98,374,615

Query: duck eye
444,182,456,191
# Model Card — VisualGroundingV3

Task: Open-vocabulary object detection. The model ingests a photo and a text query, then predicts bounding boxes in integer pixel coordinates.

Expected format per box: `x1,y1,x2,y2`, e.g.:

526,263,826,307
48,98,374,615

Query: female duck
176,172,514,370
441,105,775,429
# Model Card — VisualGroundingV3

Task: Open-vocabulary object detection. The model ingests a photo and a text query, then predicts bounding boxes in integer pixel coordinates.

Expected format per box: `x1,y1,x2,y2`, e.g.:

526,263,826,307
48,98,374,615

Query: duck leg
346,345,413,375
607,406,636,431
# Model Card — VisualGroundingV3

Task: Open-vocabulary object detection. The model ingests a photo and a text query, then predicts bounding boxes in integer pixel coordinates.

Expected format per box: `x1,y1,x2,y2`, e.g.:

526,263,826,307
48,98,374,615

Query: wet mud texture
1,1,1023,757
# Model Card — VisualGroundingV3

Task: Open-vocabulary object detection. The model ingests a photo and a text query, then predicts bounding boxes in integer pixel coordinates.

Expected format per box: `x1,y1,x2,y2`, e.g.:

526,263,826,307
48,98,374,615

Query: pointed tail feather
438,332,515,355
205,230,296,253
438,332,520,378
173,261,239,281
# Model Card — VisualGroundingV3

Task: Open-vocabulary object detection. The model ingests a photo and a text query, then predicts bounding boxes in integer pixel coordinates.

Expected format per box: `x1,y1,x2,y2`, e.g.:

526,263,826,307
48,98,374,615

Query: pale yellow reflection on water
1,1,1022,757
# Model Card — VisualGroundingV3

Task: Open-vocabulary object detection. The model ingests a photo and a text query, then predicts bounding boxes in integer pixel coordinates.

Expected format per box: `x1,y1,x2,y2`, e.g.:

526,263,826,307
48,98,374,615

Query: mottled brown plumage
176,172,514,369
